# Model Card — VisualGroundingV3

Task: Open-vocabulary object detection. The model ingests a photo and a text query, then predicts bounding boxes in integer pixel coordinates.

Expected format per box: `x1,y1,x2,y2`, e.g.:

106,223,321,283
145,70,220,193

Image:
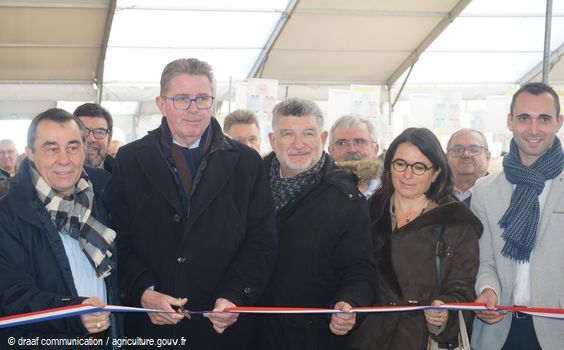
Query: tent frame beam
518,41,564,85
385,0,471,87
248,0,300,79
95,0,116,103
0,2,109,9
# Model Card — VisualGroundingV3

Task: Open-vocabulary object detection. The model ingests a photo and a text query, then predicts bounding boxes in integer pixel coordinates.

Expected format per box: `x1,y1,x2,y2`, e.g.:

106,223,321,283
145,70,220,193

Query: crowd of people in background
0,57,563,350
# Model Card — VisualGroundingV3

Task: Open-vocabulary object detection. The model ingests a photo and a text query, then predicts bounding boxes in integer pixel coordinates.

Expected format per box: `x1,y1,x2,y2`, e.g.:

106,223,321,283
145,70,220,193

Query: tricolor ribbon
1,303,563,329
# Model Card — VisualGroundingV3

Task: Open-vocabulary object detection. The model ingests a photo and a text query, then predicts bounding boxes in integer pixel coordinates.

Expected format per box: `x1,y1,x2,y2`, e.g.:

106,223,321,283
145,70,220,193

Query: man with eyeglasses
223,109,262,153
74,103,115,173
446,128,490,205
328,114,381,198
110,58,277,349
256,98,375,349
0,139,18,179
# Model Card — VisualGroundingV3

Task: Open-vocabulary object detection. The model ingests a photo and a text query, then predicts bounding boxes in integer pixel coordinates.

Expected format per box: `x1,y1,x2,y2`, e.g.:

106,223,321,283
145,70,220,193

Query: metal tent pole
542,0,553,84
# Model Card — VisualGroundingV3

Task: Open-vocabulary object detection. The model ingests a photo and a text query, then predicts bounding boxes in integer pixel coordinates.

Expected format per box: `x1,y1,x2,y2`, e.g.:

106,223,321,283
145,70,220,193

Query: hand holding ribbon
424,300,448,327
329,301,355,335
80,297,110,334
140,290,186,325
474,288,507,324
203,298,239,334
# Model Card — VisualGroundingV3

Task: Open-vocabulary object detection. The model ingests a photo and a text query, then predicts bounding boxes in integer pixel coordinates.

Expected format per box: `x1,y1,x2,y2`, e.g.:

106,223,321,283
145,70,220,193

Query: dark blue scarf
499,137,564,262
159,117,212,208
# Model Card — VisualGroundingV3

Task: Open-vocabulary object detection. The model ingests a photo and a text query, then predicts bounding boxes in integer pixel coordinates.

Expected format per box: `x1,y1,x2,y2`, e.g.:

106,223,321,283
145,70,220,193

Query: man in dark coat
73,103,115,174
255,97,376,350
0,108,122,347
0,139,17,180
110,58,277,349
446,128,490,206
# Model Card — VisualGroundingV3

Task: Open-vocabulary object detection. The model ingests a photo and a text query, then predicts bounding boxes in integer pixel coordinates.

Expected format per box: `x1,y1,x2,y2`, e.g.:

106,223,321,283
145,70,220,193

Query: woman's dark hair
376,127,453,204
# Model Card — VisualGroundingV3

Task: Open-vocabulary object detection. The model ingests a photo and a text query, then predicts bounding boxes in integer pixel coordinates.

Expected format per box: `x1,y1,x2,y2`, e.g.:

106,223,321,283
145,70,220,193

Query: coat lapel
13,195,79,296
536,171,564,242
184,150,239,233
135,141,183,214
10,160,79,295
492,172,514,223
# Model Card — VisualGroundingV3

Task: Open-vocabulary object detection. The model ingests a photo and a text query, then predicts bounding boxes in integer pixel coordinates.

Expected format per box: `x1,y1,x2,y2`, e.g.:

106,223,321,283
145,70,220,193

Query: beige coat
471,170,564,350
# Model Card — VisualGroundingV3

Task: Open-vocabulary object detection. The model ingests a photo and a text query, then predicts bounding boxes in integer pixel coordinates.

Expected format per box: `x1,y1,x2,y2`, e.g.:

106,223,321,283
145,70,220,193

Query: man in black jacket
0,108,121,347
74,103,115,173
256,97,376,349
110,58,277,349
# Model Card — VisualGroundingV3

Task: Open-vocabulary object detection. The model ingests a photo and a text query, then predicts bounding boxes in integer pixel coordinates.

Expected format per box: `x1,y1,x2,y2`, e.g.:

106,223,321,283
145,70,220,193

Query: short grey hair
329,113,377,144
160,58,215,96
272,97,323,130
0,139,16,148
446,128,489,150
223,109,260,133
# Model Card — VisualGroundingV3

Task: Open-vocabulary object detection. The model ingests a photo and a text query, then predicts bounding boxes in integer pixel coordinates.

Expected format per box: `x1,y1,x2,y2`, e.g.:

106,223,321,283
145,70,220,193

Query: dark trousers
501,313,542,350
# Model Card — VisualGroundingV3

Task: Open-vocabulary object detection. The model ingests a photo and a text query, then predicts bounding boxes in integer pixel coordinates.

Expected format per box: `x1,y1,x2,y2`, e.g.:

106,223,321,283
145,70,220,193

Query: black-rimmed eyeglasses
447,145,487,157
84,127,109,139
162,95,215,110
391,159,433,176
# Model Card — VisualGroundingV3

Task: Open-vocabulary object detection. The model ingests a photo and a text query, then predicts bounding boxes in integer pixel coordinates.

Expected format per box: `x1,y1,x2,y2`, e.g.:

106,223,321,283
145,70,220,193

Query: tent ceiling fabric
0,0,111,82
406,0,564,85
0,0,563,116
103,0,290,85
256,0,464,85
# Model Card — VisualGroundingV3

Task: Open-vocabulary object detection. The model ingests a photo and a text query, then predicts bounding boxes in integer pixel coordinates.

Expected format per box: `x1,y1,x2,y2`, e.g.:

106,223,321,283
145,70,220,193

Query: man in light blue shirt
0,108,122,347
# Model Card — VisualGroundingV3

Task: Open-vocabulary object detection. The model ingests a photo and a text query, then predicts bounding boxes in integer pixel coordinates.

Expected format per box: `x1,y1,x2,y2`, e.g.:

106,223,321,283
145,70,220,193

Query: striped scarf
30,167,116,278
499,137,564,262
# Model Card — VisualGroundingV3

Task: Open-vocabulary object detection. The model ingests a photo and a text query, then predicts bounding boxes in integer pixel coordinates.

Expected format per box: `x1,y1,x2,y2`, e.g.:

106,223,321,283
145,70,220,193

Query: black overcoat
110,118,277,349
255,153,376,350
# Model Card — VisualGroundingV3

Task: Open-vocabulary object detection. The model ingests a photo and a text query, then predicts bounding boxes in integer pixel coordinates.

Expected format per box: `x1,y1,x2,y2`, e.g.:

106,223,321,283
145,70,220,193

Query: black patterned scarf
269,153,326,213
30,166,116,277
499,137,564,262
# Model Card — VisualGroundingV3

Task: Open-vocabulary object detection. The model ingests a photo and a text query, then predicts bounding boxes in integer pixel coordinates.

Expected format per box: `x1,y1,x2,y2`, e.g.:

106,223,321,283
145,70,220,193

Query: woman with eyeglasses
351,128,483,350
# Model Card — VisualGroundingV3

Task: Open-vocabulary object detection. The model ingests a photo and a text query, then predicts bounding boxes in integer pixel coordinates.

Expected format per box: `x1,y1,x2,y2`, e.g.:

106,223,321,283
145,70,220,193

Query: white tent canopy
0,0,563,128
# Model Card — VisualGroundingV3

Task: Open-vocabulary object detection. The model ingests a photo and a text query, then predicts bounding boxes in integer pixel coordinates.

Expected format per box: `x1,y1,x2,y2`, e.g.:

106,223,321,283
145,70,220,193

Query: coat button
177,257,186,263
173,214,181,223
243,287,252,295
